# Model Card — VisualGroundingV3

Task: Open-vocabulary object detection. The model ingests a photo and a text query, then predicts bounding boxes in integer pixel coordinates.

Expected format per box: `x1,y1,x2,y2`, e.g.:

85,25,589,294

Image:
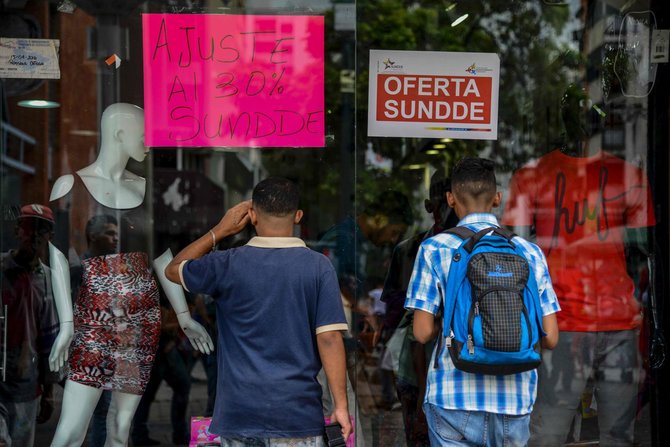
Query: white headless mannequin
47,103,213,447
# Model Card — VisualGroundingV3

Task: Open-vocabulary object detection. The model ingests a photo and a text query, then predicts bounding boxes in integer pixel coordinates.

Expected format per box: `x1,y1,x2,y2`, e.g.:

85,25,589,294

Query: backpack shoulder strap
444,226,476,240
492,226,516,240
462,226,517,253
435,226,475,360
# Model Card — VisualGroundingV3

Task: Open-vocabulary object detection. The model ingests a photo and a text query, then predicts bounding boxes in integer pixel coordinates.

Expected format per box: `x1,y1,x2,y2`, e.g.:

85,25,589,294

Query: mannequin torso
48,103,213,447
50,167,146,210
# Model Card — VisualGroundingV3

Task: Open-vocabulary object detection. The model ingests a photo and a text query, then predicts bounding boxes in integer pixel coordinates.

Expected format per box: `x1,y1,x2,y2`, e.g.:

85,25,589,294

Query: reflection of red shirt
501,149,655,332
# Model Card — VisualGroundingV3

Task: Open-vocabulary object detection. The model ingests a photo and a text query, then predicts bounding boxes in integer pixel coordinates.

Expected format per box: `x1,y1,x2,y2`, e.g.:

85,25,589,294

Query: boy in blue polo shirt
405,158,559,446
165,177,351,446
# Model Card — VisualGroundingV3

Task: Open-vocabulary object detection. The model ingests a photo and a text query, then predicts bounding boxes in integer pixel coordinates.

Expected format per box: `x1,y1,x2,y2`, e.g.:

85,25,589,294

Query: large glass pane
354,1,665,446
0,0,668,446
1,1,357,446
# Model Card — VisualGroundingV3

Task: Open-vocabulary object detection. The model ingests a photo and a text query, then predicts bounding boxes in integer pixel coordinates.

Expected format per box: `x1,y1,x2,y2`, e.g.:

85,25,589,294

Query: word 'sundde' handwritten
143,14,325,147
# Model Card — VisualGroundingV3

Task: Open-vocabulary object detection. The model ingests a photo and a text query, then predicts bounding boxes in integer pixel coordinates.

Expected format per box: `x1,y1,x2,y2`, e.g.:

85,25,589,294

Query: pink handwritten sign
142,14,324,148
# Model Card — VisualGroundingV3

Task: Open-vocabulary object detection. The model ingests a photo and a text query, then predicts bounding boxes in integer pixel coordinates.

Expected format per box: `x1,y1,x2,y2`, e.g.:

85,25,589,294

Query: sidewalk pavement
34,360,406,447
35,363,211,447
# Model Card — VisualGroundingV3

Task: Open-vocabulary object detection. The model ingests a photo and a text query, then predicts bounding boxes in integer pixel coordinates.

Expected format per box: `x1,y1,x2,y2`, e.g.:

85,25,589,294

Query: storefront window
0,0,668,446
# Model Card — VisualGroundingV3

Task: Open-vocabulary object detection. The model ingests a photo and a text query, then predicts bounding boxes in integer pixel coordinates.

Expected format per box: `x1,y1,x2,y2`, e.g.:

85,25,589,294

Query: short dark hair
429,170,452,202
451,157,497,204
85,214,118,244
252,177,300,216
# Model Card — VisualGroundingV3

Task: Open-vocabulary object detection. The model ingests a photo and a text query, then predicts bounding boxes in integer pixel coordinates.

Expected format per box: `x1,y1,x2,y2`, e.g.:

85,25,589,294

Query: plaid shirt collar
456,212,499,228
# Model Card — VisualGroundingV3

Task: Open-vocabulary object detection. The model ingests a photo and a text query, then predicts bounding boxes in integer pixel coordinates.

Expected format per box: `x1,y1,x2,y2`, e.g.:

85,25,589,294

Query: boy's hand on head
214,200,251,237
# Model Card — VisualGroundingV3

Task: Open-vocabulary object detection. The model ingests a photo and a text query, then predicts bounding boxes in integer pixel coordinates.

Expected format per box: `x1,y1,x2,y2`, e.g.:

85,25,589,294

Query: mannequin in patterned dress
46,103,213,447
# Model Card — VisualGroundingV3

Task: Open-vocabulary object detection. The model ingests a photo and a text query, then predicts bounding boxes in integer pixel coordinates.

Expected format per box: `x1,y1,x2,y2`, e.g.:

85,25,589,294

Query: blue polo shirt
179,236,348,438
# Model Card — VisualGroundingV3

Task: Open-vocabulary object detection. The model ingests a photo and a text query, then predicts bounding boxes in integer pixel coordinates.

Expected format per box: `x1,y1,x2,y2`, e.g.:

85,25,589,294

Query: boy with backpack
404,157,560,446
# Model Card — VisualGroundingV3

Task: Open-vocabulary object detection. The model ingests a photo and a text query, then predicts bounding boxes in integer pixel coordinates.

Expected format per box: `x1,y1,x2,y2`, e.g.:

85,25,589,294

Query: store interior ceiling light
69,129,98,136
402,163,425,170
432,144,447,149
445,3,457,12
440,138,453,143
18,99,60,108
451,14,469,27
426,150,441,155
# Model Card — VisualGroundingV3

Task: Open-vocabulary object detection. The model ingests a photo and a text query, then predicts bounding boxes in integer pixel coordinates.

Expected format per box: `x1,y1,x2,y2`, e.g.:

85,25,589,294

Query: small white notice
0,38,61,79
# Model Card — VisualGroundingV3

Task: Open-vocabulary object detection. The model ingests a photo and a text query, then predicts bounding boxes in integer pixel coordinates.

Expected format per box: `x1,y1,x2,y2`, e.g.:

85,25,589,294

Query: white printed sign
0,38,60,79
368,49,500,140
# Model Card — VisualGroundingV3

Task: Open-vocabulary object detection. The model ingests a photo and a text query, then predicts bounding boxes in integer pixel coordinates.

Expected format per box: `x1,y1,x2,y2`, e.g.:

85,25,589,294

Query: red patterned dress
55,174,161,394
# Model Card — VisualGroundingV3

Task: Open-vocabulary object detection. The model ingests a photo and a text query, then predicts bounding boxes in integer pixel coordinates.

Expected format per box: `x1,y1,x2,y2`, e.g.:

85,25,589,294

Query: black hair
252,177,300,216
85,214,118,244
429,170,452,201
450,157,497,204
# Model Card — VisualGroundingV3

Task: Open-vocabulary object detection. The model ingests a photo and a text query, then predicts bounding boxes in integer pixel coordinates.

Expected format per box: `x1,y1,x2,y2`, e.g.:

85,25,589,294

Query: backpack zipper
467,334,475,355
467,301,478,355
433,330,454,369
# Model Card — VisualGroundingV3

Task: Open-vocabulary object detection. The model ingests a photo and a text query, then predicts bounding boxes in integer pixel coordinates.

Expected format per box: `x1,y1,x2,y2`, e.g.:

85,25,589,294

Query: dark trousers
396,379,430,447
86,390,112,447
132,343,191,442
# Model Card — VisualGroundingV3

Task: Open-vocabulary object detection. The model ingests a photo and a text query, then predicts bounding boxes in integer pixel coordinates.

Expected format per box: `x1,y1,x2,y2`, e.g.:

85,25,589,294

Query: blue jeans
0,397,39,447
424,403,530,447
219,436,325,446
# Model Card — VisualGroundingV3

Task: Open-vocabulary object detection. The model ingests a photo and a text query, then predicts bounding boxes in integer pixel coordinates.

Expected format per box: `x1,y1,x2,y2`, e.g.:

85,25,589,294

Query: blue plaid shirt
404,213,560,415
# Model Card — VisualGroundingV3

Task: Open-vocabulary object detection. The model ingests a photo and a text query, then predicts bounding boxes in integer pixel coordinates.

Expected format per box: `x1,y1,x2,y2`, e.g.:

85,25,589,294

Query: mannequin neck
89,138,131,180
77,141,146,209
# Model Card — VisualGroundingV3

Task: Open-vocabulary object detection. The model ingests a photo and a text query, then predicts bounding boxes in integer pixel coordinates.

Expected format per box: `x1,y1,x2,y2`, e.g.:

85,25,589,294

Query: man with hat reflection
0,204,59,447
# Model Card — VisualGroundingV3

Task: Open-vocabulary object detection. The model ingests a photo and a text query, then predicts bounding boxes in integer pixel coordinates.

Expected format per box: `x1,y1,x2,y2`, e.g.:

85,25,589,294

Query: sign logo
381,57,404,71
465,63,493,75
488,264,513,278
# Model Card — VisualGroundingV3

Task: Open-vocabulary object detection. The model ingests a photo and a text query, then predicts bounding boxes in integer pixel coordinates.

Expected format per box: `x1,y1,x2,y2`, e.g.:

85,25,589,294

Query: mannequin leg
104,391,142,447
50,380,103,447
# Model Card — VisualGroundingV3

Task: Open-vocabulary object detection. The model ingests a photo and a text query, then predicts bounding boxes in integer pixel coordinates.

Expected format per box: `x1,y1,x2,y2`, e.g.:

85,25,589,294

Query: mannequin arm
48,242,74,372
153,249,214,354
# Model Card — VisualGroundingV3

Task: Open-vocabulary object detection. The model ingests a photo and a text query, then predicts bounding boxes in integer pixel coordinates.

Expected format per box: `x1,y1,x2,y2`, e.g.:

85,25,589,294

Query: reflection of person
78,215,119,447
165,177,352,445
502,86,656,446
0,204,59,447
316,190,412,445
381,171,459,447
84,215,119,257
406,157,559,446
46,103,213,447
190,293,218,417
318,190,413,308
131,301,193,446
